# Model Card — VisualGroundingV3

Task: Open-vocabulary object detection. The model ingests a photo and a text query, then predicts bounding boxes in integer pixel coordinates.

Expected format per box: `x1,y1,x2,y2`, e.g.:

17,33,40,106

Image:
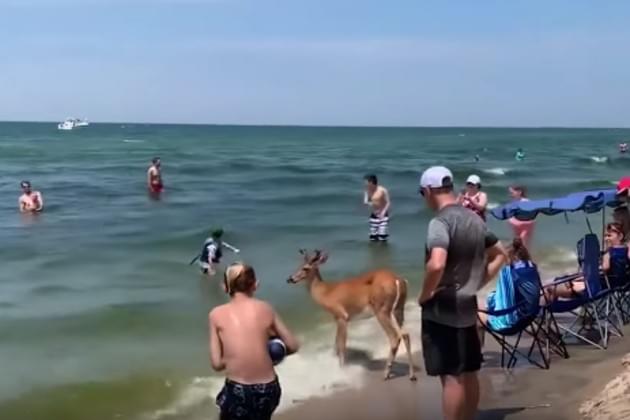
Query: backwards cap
419,166,454,189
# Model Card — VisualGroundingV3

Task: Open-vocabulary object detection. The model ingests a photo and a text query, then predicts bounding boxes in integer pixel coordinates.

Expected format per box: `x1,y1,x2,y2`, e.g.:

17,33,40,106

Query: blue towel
487,265,519,331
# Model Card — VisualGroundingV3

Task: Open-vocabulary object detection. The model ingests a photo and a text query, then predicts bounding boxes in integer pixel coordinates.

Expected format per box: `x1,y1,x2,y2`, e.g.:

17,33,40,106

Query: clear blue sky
1,0,629,126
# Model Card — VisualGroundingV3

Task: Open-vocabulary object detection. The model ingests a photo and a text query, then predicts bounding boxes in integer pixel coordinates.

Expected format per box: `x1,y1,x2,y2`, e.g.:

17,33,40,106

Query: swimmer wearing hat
18,181,44,213
209,262,299,419
197,228,240,276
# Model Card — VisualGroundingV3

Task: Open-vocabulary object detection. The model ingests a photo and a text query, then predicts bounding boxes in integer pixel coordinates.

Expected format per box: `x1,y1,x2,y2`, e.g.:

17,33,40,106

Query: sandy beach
276,323,630,420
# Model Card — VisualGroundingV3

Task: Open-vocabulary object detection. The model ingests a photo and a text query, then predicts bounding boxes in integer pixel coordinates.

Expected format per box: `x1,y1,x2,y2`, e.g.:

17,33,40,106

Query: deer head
287,249,329,284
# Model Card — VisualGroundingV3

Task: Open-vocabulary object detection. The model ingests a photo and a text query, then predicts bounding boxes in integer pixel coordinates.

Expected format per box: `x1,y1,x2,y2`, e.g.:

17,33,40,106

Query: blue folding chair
480,261,568,369
604,246,630,324
550,234,623,349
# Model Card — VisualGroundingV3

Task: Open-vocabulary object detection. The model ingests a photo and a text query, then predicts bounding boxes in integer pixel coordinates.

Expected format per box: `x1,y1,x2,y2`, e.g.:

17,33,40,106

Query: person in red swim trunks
147,157,164,193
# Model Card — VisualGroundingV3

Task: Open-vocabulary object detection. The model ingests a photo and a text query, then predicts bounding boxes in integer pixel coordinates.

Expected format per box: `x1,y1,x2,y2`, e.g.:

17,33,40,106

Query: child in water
198,228,240,276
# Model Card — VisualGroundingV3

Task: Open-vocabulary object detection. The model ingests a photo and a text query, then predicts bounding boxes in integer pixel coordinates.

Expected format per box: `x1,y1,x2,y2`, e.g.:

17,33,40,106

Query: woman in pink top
508,185,535,247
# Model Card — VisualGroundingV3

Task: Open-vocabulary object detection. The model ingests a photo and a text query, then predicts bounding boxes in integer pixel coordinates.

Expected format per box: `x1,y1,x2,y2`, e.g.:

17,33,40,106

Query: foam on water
483,167,508,176
590,156,609,163
487,202,500,210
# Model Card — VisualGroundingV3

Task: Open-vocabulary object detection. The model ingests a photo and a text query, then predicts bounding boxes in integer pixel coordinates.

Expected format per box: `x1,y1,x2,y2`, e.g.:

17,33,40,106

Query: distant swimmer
457,175,488,221
196,229,240,276
474,154,480,162
18,181,44,213
363,174,391,242
515,148,525,161
147,157,163,194
619,143,628,154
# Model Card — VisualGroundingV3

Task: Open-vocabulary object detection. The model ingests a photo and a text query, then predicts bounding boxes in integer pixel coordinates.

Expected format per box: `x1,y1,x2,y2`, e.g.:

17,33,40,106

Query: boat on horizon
57,118,90,130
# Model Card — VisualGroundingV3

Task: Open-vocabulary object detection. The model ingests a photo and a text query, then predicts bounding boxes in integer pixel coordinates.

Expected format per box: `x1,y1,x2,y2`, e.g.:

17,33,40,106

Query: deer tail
390,278,408,335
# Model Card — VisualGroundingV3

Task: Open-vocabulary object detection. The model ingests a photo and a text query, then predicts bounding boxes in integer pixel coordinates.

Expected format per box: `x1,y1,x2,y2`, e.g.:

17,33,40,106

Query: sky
1,0,629,127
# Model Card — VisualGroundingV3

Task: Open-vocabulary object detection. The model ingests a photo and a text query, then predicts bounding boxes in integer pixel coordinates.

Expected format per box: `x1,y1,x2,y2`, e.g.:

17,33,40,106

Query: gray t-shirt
423,204,498,328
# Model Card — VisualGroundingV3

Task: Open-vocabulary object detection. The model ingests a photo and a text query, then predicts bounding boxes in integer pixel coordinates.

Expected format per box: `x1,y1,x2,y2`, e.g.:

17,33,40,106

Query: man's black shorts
421,318,482,376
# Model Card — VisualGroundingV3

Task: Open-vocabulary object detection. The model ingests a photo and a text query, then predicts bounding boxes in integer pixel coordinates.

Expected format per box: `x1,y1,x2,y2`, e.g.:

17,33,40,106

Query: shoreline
276,324,630,420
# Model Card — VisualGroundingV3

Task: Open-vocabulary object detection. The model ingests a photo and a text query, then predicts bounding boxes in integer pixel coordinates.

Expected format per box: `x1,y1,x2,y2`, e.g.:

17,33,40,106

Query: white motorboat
57,118,89,130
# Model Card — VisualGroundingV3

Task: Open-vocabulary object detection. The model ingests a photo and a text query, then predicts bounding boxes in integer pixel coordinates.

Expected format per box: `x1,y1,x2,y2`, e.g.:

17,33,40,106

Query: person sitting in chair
547,223,629,300
477,238,538,346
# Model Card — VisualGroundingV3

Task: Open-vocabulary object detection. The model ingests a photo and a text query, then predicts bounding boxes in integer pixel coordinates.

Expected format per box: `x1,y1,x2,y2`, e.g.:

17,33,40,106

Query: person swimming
474,154,480,162
619,143,628,154
515,148,525,161
197,228,240,276
18,181,44,213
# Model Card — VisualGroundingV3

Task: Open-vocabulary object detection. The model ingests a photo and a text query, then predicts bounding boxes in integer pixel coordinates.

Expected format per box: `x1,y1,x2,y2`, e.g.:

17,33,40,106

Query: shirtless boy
147,157,163,194
363,174,391,241
18,181,44,212
209,263,300,420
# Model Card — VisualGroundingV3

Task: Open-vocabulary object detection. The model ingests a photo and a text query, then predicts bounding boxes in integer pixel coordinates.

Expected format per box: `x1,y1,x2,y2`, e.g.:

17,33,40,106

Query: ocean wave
590,156,609,163
123,139,146,144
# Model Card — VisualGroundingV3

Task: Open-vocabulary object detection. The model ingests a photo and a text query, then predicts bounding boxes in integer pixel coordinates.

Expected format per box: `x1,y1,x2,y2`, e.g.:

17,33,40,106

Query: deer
287,249,416,381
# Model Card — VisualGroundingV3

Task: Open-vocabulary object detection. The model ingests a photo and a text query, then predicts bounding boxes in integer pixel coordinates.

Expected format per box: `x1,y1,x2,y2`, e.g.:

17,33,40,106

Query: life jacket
200,239,223,263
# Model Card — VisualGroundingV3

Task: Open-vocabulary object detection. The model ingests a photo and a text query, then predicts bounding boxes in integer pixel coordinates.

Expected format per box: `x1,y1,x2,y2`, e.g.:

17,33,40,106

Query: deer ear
317,251,329,265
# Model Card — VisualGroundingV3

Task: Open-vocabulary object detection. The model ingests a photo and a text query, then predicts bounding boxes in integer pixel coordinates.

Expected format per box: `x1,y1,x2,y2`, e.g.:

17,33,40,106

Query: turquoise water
0,123,629,419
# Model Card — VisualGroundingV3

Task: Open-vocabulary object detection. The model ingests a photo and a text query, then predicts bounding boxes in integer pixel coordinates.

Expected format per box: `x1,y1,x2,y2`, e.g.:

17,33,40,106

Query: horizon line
1,119,629,130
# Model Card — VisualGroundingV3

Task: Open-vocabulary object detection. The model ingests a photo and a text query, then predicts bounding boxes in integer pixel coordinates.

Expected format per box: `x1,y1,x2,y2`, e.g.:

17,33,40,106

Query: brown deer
287,249,416,381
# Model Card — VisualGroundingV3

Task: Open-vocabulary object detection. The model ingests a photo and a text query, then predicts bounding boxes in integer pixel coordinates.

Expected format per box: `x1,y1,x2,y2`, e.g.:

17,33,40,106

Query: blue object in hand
268,337,287,365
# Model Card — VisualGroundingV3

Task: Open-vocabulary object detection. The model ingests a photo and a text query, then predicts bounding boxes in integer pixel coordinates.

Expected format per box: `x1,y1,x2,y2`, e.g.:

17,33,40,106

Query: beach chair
479,261,568,370
550,234,623,349
604,247,630,324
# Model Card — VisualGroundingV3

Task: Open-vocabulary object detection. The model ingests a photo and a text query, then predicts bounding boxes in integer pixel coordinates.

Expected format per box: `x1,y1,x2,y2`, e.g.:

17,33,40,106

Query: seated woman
548,222,630,300
478,238,538,344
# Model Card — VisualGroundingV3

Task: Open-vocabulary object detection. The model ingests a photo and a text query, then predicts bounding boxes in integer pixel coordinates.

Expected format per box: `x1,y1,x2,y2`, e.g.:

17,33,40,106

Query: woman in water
515,148,525,161
507,185,535,247
457,174,488,221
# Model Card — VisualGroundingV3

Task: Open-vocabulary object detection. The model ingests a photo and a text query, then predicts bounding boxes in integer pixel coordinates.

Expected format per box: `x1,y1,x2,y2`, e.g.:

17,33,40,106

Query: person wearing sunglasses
457,175,488,222
18,181,44,213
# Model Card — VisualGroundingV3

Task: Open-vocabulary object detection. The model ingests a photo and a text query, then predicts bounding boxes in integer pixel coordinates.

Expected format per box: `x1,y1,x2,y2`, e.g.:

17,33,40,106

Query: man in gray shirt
418,166,506,420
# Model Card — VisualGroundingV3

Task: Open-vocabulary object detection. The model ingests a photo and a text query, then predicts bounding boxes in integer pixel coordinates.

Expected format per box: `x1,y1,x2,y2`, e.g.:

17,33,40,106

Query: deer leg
335,317,348,366
374,310,402,380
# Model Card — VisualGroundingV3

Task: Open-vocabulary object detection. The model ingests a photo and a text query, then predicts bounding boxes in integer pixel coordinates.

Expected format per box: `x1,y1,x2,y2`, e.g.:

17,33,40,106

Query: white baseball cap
466,174,482,186
419,166,454,189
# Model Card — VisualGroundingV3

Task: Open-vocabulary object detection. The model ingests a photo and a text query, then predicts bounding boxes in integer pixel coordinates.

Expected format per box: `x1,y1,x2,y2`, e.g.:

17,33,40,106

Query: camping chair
550,234,623,349
604,247,630,324
479,261,568,370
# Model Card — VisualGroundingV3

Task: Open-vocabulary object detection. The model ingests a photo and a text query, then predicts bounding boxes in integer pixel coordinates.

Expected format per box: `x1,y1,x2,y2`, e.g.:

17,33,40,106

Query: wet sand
276,323,630,420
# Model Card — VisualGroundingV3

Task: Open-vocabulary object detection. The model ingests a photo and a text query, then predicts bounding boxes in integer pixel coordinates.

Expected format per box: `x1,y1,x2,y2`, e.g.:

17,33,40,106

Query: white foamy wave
487,202,500,210
483,167,508,176
149,303,421,420
123,139,145,143
536,246,579,280
590,156,608,163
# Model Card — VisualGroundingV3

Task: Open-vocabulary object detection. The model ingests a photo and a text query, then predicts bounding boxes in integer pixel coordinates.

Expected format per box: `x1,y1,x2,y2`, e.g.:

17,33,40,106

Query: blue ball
268,337,287,365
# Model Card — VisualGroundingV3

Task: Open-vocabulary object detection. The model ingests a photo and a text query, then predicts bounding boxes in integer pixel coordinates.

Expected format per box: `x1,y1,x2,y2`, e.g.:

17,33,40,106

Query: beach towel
486,265,518,331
